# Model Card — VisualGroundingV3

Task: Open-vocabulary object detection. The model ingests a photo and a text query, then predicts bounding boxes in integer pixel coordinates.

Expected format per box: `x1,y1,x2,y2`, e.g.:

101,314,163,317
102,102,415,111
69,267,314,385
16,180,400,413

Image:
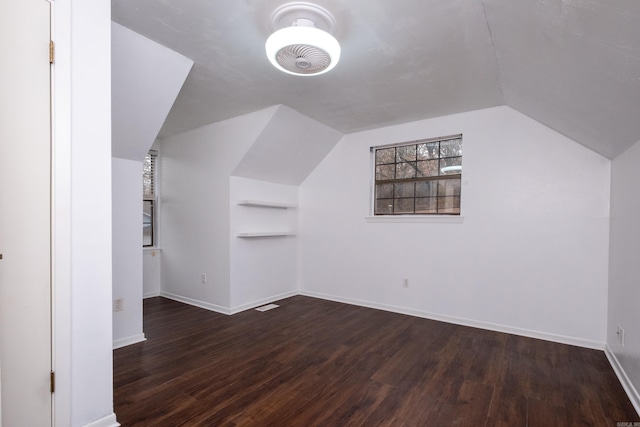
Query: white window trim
365,215,464,223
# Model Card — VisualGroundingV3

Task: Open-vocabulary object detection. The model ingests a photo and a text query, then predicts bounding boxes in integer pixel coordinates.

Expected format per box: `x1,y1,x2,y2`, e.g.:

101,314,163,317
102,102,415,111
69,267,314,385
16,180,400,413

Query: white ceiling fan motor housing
266,2,341,76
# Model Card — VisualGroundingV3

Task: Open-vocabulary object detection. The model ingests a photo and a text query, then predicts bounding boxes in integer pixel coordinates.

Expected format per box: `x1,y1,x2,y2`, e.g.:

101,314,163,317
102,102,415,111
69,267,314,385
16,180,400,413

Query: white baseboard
159,290,299,316
112,333,146,350
157,289,605,350
605,344,640,416
299,290,605,350
143,291,161,299
83,413,120,427
229,290,298,314
160,291,232,315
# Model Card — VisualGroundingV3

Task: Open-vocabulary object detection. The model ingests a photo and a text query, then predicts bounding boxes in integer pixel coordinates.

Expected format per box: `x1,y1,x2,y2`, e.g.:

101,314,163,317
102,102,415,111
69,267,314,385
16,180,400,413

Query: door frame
51,1,72,424
49,1,116,425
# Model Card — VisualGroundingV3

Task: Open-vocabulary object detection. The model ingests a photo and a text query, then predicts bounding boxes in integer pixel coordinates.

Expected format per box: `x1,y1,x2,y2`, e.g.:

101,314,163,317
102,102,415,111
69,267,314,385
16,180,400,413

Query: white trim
229,290,298,315
158,289,605,350
298,290,604,350
160,291,232,315
112,334,146,350
143,292,161,299
605,344,640,416
159,291,299,316
365,215,464,223
83,413,120,427
52,0,72,425
143,247,162,253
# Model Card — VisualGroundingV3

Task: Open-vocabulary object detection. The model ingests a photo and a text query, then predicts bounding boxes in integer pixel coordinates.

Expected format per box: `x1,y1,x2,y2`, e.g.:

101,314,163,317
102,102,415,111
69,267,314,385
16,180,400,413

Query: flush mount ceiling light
265,2,341,76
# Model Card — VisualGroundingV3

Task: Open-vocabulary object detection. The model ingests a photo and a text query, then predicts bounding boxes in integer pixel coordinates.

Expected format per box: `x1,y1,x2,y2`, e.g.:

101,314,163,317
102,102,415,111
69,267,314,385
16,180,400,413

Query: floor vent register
255,303,279,312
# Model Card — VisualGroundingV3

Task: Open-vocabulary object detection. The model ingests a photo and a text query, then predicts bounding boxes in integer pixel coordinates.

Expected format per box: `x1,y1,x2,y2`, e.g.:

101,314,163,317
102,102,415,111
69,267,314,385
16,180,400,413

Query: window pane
143,200,154,247
394,182,415,198
416,180,438,197
396,162,417,179
440,139,462,158
376,164,395,180
415,197,437,213
396,145,416,162
440,157,462,175
373,136,462,216
417,160,439,177
417,142,439,160
143,153,155,199
394,198,414,214
375,199,394,214
376,148,395,165
376,183,394,199
438,179,461,197
438,196,461,214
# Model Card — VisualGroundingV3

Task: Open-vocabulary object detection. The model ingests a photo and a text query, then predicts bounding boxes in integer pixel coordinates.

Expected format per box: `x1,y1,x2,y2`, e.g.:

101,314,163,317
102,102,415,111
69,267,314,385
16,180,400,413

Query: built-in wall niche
235,200,297,238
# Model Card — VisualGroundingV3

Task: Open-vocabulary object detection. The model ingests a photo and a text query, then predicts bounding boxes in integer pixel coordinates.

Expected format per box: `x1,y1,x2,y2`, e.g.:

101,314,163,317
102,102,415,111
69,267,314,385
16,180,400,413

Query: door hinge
50,371,55,393
49,40,55,64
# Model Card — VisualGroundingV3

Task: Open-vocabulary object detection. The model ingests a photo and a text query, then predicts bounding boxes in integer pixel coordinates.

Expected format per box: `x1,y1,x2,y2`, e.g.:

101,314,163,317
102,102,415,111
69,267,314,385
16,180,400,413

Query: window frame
370,134,463,218
143,199,155,247
143,150,158,247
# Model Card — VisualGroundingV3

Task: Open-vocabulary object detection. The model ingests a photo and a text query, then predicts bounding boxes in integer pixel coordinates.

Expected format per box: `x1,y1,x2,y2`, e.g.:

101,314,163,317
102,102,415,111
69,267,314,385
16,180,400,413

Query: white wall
608,138,640,412
110,21,192,355
111,22,193,161
232,105,343,185
112,158,145,349
143,249,161,298
300,105,610,348
158,107,277,311
230,177,299,311
53,0,117,425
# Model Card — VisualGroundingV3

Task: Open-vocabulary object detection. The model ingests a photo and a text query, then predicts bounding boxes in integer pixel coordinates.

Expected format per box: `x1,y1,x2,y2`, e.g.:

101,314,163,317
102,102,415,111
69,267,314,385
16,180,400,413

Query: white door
0,0,53,426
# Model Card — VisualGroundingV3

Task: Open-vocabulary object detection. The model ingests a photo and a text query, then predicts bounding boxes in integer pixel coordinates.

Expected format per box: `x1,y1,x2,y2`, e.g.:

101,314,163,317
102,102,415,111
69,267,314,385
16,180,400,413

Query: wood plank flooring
114,296,639,426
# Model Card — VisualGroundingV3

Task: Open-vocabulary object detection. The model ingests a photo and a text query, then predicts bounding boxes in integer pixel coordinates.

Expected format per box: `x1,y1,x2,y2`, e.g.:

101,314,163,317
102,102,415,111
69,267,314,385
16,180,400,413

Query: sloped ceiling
111,22,193,161
232,105,343,186
111,0,640,159
484,0,640,159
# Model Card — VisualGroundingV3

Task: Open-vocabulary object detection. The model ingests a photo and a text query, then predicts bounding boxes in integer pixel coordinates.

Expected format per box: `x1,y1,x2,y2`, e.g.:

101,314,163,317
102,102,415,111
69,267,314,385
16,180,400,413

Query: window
143,150,157,246
373,135,462,215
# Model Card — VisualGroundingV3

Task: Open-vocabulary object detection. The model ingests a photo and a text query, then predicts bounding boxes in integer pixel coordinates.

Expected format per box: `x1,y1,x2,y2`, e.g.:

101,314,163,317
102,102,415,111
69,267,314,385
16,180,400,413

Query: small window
143,200,155,247
143,150,157,247
373,135,462,215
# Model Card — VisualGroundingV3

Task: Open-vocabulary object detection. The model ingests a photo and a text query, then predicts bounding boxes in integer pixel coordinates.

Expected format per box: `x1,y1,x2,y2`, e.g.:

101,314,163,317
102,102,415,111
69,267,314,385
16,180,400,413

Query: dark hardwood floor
114,296,638,426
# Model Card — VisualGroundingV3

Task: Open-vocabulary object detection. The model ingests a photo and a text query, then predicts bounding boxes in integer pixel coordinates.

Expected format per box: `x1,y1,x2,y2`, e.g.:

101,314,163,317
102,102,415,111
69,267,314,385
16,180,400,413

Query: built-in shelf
236,232,296,238
237,200,297,209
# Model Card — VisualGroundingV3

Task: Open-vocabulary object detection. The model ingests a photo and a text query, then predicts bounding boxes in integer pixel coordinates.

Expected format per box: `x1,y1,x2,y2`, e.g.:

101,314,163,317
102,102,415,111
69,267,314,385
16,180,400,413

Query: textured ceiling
484,0,640,159
112,0,640,159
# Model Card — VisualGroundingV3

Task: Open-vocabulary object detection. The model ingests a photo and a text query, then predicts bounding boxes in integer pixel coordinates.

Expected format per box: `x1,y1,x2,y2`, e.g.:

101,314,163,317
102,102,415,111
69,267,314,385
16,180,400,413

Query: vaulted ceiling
112,0,640,159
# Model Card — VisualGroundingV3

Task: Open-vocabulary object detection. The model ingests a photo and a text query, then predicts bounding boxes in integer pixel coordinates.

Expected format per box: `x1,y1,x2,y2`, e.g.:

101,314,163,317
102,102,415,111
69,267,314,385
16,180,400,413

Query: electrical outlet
403,278,409,288
617,325,625,346
114,298,124,312
201,273,207,284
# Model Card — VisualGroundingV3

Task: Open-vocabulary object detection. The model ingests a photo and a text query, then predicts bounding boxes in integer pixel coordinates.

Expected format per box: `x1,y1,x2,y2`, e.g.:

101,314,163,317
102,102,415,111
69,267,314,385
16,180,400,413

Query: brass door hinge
49,40,54,64
50,371,55,393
